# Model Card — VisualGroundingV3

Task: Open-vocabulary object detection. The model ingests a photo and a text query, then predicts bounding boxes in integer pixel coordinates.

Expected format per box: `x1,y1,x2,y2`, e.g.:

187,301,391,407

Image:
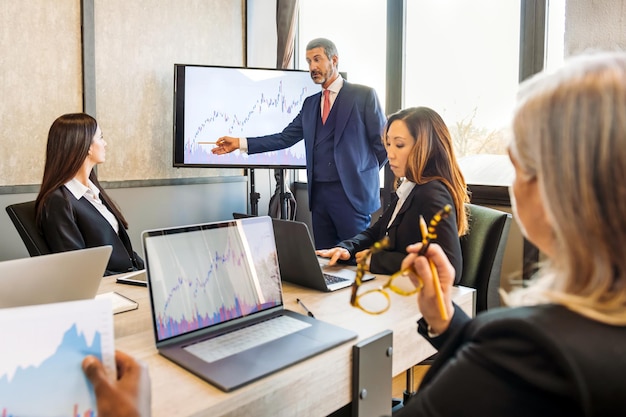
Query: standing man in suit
212,38,387,249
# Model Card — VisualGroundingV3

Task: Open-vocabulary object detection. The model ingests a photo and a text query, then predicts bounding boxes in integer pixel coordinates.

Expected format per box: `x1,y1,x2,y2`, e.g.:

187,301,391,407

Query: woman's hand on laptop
83,350,152,417
315,247,351,266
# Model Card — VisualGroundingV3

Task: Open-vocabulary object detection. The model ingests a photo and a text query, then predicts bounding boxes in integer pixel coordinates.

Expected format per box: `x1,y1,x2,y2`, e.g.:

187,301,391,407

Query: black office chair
5,200,51,256
394,203,512,409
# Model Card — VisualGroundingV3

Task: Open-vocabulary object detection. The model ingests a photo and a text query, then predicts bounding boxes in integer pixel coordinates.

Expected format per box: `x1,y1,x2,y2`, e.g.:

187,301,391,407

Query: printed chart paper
0,298,115,416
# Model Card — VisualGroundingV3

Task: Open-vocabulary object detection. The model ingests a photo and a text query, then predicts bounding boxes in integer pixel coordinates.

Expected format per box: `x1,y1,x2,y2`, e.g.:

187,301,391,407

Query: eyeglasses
350,205,452,315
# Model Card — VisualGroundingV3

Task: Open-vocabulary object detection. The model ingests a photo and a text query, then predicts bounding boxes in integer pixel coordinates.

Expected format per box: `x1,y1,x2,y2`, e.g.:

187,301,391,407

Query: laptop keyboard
184,315,312,363
323,273,349,285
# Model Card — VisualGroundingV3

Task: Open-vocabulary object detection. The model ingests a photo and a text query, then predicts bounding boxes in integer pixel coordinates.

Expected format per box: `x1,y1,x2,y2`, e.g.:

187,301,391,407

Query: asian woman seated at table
316,107,469,282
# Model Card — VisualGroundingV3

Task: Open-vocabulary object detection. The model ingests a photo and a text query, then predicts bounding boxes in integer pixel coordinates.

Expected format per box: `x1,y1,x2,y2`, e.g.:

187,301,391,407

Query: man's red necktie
322,89,331,124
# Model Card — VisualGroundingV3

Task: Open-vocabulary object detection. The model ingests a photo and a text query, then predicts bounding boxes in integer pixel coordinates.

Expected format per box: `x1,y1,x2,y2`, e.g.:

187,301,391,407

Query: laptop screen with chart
142,216,357,391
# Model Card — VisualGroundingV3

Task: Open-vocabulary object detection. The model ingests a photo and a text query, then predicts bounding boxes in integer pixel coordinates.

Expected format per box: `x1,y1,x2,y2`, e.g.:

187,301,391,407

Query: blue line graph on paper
0,299,115,417
183,66,318,167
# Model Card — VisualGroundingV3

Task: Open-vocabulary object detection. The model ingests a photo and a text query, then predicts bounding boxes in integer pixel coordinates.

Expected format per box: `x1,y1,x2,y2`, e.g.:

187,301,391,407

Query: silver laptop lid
142,216,283,343
0,246,112,308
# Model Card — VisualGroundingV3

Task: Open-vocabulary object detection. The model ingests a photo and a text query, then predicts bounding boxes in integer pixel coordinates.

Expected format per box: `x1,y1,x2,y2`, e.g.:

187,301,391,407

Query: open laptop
141,216,357,392
0,246,112,307
271,218,376,292
233,213,375,291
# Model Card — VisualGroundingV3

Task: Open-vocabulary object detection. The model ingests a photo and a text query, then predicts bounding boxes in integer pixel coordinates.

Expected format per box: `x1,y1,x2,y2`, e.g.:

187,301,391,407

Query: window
295,1,561,188
545,0,566,71
404,1,521,159
296,0,387,183
297,1,387,108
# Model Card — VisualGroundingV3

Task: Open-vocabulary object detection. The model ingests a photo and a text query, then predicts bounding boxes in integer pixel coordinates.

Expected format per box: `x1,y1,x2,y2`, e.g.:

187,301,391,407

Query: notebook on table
271,219,376,292
0,245,112,308
141,216,357,392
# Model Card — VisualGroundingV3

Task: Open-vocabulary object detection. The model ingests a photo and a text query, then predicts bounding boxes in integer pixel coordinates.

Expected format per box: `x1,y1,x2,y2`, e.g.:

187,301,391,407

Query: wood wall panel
0,0,245,186
0,1,82,186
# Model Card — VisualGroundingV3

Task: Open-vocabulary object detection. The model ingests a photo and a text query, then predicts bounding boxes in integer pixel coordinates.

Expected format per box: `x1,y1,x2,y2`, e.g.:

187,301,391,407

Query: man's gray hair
306,38,338,60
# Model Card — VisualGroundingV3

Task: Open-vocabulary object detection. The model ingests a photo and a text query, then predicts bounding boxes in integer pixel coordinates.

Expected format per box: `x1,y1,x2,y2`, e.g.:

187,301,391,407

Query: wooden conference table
100,275,475,417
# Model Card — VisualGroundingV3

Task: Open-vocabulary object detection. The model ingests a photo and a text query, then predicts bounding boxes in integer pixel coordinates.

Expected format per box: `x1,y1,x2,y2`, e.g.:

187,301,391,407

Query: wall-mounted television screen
173,64,318,168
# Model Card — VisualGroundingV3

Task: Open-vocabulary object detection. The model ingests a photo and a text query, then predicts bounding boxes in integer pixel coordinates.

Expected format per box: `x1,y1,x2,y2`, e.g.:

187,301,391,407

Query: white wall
565,0,626,55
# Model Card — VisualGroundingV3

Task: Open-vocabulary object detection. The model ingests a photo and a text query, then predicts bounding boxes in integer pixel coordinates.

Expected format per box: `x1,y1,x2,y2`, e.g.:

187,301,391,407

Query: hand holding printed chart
0,299,115,416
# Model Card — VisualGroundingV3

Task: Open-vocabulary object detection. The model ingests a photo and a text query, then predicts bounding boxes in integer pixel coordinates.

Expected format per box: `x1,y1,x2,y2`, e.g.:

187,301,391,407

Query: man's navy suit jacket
247,81,387,215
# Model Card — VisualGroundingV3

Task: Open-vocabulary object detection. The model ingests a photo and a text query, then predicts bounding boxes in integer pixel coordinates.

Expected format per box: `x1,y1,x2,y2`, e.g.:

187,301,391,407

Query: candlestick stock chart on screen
173,64,318,168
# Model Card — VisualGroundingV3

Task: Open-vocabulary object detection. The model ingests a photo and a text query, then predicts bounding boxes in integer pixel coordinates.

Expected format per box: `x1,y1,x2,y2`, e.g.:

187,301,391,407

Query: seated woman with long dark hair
35,113,143,275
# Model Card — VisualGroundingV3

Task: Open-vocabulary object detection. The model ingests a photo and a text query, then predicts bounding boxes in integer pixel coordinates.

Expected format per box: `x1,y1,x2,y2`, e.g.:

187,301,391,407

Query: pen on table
296,298,315,318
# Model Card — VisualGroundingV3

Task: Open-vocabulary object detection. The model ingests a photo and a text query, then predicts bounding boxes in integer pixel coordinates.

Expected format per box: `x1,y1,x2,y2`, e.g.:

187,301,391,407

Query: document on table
96,291,139,314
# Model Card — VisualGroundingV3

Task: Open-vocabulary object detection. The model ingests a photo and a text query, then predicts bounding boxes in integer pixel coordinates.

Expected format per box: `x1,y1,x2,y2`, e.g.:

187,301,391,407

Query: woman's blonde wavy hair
505,51,626,325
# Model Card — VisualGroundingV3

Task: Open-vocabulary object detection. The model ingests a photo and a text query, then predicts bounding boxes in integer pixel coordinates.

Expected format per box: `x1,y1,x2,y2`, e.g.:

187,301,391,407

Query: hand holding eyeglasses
350,205,453,317
401,241,456,334
393,206,452,320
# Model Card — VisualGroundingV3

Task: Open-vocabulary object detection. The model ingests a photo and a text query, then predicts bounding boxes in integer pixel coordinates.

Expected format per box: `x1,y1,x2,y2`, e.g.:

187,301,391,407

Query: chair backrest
5,200,51,256
459,204,512,313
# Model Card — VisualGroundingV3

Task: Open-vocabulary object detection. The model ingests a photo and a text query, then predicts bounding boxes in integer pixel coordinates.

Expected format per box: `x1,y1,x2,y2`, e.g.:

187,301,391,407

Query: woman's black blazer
40,187,143,275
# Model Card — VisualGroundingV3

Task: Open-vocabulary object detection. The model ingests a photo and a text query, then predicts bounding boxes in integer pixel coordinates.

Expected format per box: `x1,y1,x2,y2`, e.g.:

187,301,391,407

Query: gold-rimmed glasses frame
351,266,422,315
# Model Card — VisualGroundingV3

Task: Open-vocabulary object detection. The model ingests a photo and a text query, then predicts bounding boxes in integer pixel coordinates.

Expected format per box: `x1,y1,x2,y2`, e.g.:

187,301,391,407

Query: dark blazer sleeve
337,181,463,281
417,303,471,350
362,86,388,169
396,306,583,417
